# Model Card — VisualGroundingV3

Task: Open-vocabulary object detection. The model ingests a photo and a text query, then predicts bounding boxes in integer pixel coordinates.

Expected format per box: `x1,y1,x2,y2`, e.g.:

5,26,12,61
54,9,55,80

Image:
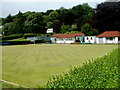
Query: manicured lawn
2,44,118,87
9,38,28,41
0,81,24,88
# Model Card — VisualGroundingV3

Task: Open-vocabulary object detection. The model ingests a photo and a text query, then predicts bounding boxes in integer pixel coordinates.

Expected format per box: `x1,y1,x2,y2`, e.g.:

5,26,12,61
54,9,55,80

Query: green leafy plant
45,49,119,88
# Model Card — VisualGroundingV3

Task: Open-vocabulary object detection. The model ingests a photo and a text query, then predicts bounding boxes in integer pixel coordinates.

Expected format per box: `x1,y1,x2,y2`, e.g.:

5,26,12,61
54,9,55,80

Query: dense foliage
1,3,95,35
23,33,38,39
1,2,120,36
45,48,119,88
92,2,120,33
2,34,22,40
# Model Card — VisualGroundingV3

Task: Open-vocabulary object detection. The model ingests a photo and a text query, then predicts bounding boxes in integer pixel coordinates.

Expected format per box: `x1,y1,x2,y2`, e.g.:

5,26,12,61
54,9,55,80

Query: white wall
114,37,118,43
96,37,119,44
84,36,96,43
56,38,75,44
56,40,75,44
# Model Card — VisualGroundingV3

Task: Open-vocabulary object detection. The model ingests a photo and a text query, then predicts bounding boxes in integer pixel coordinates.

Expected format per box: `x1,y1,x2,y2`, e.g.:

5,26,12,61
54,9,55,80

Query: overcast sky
1,0,106,18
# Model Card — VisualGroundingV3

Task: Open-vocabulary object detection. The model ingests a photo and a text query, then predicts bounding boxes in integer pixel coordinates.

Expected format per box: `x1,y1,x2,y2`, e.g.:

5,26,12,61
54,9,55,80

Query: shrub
2,40,44,45
45,49,119,88
2,34,23,40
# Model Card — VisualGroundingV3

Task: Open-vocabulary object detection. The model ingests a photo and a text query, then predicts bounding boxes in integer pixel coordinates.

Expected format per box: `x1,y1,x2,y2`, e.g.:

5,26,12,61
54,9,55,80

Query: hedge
45,49,119,88
2,34,23,40
2,40,44,45
23,33,38,39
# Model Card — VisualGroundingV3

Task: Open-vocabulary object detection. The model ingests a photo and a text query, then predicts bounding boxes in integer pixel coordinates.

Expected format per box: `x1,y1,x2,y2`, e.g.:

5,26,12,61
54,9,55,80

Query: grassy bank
46,48,119,88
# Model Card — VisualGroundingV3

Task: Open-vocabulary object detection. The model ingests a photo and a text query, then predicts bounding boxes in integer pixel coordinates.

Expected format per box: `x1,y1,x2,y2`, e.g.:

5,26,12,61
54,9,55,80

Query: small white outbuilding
46,28,53,33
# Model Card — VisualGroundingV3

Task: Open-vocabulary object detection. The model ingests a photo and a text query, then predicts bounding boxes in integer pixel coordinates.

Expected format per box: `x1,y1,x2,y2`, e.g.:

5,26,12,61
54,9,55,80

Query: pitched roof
51,33,84,38
97,31,120,37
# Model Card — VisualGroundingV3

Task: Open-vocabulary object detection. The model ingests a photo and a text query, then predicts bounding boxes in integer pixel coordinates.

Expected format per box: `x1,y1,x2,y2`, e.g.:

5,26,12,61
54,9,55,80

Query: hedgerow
23,33,38,38
2,34,23,40
45,48,119,88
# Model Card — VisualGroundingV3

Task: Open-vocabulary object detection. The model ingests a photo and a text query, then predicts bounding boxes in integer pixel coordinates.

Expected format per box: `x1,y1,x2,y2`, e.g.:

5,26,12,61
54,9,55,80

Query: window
91,37,92,40
55,38,56,41
118,37,120,40
87,37,89,40
106,37,113,40
99,37,103,40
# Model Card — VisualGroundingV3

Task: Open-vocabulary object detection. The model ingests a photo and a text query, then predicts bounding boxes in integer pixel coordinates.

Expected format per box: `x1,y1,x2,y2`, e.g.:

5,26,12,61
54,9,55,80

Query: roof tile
51,33,84,38
97,31,120,37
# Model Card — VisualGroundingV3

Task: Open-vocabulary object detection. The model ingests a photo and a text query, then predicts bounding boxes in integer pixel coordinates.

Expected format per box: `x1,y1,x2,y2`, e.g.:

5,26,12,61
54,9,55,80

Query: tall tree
47,21,54,28
2,14,13,25
53,20,62,33
82,3,94,24
49,11,59,21
92,2,120,33
60,25,71,33
24,12,45,33
14,11,26,34
3,22,16,35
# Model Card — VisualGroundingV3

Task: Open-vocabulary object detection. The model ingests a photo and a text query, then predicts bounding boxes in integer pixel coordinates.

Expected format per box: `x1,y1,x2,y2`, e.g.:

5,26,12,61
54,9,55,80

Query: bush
2,39,44,45
2,34,23,40
23,33,38,39
45,49,119,88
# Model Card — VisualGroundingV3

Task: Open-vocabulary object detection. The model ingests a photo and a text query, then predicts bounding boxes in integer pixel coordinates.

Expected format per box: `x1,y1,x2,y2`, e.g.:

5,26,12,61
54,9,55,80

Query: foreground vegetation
0,81,24,88
45,48,119,88
2,44,117,87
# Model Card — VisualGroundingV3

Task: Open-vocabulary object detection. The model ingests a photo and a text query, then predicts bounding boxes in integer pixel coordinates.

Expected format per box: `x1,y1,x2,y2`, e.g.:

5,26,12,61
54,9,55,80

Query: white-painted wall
84,36,96,43
96,37,119,44
56,38,75,44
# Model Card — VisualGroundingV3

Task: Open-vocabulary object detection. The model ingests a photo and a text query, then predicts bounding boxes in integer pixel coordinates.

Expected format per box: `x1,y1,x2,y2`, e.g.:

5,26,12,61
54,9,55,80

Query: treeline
1,2,120,36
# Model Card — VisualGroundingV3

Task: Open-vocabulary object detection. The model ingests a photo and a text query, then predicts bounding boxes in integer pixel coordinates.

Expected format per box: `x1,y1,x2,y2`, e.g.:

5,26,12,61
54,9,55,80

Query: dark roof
97,31,120,37
51,33,84,38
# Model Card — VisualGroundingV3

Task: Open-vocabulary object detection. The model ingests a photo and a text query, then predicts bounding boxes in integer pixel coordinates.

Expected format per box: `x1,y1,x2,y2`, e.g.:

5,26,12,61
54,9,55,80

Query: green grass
9,38,29,41
2,44,118,87
45,48,119,88
0,81,23,88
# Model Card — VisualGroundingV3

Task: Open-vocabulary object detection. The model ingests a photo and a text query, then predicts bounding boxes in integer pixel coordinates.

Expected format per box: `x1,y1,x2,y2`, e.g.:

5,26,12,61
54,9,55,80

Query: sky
0,0,106,18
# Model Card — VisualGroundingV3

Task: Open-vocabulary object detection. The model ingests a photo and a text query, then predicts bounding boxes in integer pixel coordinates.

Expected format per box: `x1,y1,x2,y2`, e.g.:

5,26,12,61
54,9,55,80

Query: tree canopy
2,2,120,36
92,2,120,33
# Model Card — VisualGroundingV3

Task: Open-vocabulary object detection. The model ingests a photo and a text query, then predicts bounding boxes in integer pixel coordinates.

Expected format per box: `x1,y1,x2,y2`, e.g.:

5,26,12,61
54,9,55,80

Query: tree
43,15,50,24
52,20,62,33
92,2,120,33
2,14,13,25
82,3,94,24
81,23,91,35
24,12,45,33
47,21,54,28
45,9,54,15
49,11,59,21
65,31,80,34
60,25,71,33
71,24,78,31
71,5,84,19
2,22,16,35
13,11,26,34
82,3,94,20
81,23,99,35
